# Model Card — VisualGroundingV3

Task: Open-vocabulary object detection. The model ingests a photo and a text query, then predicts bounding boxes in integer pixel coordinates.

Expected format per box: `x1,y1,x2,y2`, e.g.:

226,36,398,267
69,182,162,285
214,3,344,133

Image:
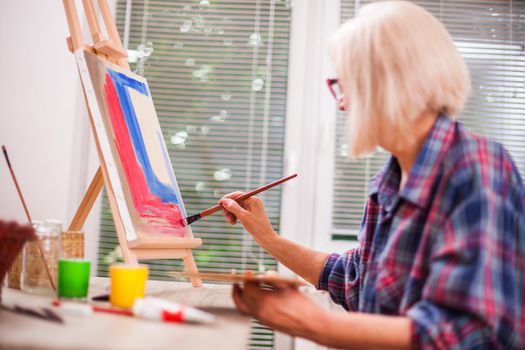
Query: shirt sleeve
316,247,361,311
407,189,524,350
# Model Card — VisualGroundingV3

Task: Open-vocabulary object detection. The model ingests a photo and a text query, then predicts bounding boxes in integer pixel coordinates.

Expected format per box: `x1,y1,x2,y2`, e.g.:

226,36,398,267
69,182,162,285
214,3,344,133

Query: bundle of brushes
0,220,36,299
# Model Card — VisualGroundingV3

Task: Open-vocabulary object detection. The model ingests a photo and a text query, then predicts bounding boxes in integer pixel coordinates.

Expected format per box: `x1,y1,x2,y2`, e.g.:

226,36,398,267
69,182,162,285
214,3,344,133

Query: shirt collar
369,114,456,209
369,157,400,209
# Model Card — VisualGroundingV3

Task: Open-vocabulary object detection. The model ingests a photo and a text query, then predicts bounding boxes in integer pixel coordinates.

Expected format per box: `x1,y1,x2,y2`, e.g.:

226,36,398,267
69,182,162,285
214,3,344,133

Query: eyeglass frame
326,78,343,101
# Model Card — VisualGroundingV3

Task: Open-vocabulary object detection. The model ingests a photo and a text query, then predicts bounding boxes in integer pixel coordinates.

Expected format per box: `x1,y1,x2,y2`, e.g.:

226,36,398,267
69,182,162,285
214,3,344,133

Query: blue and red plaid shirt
317,115,525,349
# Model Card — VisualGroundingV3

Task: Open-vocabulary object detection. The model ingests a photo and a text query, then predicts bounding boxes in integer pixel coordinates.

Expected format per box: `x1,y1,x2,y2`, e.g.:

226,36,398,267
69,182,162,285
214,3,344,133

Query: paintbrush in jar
2,145,56,291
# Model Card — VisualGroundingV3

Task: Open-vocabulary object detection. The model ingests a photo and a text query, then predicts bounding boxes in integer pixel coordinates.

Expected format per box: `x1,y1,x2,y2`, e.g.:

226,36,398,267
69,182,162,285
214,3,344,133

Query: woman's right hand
220,193,330,287
219,192,278,247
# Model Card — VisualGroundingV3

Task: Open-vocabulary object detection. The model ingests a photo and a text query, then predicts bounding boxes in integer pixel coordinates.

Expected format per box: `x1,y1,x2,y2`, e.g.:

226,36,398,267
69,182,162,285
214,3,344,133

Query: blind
96,1,292,349
334,0,525,239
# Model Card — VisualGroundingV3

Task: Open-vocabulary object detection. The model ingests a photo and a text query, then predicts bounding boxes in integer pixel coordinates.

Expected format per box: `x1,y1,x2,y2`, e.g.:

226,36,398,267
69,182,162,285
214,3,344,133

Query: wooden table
0,277,251,350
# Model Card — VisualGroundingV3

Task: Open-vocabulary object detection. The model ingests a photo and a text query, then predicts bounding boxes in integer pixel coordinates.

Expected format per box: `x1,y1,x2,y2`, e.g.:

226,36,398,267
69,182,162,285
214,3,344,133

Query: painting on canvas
76,50,188,240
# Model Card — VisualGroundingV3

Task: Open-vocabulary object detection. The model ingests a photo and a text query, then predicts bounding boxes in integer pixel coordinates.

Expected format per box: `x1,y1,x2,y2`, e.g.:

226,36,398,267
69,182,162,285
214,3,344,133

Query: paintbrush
183,173,298,226
2,146,33,223
1,303,64,324
2,145,56,291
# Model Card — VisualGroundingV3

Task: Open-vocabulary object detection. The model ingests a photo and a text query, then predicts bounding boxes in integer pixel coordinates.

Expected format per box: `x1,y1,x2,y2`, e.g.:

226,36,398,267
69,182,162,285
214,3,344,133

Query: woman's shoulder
442,122,524,202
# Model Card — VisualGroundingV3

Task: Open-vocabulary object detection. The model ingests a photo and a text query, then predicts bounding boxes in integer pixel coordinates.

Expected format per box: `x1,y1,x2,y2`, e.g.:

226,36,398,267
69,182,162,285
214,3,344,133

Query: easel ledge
62,0,202,287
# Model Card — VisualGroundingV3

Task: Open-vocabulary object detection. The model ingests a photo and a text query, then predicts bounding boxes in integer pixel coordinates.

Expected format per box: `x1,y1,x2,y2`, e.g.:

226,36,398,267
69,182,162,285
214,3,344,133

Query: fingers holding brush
223,211,237,225
219,194,277,246
220,191,245,225
189,173,297,227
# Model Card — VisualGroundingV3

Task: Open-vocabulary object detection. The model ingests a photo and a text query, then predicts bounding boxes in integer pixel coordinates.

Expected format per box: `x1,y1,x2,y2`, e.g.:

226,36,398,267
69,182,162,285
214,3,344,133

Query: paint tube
132,296,215,324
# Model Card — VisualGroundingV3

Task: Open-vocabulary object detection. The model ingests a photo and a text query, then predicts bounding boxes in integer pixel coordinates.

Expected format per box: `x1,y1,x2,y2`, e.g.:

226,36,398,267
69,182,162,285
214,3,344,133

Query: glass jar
21,221,62,295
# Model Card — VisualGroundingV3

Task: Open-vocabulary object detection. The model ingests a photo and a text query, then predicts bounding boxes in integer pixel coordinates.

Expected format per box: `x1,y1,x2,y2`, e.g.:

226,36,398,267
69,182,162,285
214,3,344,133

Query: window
92,1,525,349
96,1,292,349
333,0,525,240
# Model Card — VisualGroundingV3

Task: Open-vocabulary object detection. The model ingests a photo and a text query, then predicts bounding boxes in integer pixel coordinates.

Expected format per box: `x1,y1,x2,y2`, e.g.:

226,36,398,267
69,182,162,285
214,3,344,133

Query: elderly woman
220,1,525,349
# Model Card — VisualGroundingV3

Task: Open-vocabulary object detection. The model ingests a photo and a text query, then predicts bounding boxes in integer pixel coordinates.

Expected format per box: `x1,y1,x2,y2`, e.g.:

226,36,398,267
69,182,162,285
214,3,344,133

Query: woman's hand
233,282,412,349
219,192,278,247
232,282,327,341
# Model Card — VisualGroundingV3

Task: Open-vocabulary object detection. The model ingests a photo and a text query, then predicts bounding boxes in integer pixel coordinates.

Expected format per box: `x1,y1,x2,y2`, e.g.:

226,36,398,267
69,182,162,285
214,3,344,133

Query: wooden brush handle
201,173,297,218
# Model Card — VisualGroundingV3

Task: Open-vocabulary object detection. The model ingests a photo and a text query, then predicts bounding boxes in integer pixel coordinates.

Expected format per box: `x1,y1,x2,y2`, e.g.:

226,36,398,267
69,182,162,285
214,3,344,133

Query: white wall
0,0,113,271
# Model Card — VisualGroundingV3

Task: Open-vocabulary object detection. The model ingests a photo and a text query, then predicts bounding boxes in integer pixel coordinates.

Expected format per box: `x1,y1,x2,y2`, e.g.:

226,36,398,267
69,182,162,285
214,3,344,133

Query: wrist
305,305,333,345
257,229,280,250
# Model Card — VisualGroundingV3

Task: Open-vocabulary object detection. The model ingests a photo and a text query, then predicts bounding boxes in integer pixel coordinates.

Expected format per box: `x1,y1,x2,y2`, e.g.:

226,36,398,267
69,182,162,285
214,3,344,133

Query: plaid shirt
318,115,525,349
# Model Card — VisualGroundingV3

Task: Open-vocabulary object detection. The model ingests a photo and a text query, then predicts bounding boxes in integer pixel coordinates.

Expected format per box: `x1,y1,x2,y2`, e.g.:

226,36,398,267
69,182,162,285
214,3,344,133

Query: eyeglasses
326,78,343,101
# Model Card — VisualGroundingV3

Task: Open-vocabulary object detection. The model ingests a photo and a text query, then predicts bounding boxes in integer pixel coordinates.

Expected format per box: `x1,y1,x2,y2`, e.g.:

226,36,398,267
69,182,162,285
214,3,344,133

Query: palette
168,271,309,288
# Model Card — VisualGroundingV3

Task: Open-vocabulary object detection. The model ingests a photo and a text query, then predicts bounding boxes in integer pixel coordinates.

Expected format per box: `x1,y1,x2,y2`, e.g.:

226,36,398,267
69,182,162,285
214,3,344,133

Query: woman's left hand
232,282,326,341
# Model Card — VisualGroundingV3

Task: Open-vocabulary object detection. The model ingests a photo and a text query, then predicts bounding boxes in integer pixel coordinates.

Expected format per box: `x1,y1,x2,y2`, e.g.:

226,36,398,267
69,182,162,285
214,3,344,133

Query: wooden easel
62,0,202,287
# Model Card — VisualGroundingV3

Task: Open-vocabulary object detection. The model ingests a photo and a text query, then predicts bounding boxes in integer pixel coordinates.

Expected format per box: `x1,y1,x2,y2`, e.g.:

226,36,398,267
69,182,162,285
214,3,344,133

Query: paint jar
110,264,149,309
57,258,91,300
21,221,62,295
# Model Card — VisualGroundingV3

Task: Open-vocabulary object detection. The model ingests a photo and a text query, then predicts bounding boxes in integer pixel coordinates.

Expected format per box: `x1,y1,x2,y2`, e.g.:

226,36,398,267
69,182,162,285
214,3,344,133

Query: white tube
132,297,215,324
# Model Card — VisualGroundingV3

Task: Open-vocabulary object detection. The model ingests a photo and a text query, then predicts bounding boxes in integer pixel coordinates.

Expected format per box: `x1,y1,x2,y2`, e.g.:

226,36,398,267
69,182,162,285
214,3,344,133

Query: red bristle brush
0,221,36,299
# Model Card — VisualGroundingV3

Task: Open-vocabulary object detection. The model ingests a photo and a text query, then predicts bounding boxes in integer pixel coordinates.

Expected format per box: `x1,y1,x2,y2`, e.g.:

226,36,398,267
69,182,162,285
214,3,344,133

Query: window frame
279,0,355,271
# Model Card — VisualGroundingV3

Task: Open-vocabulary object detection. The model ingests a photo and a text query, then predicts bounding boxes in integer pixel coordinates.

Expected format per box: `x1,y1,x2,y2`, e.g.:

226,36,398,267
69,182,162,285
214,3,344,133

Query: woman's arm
233,282,412,350
259,234,329,286
219,195,329,285
318,309,412,349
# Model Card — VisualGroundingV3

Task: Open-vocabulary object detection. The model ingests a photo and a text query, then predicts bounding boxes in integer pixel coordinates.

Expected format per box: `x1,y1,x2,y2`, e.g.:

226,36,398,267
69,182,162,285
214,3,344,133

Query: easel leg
122,246,138,264
68,167,103,232
183,250,202,287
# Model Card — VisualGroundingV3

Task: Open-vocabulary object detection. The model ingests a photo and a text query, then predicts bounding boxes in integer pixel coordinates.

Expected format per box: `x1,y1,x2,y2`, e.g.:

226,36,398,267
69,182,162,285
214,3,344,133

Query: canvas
75,50,188,241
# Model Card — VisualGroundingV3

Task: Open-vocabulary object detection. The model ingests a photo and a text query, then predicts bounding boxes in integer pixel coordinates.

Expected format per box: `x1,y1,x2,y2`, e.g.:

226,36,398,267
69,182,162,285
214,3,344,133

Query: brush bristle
0,221,36,292
178,217,188,227
184,214,201,226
